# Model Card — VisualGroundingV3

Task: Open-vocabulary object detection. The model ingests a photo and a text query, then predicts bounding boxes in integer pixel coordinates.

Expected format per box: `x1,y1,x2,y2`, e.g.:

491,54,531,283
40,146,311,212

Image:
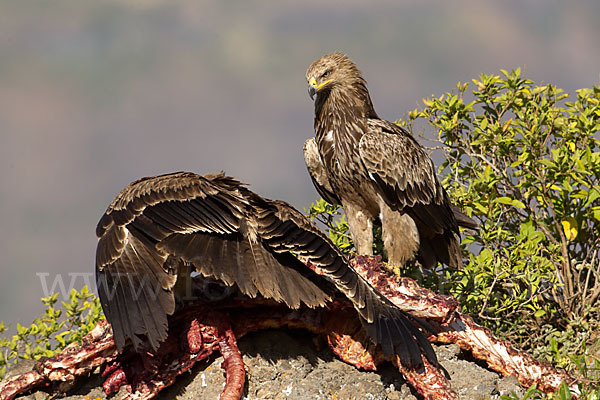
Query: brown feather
305,52,478,269
247,195,438,369
96,172,334,353
96,171,439,369
303,138,340,205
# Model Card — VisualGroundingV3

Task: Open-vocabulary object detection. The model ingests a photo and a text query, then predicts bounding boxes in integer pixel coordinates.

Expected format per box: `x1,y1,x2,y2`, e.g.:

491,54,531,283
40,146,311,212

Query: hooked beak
308,84,317,100
307,77,330,101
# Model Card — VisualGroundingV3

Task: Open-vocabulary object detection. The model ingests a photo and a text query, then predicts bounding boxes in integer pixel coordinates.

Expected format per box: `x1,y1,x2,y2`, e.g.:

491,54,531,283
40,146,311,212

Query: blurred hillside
1,0,600,330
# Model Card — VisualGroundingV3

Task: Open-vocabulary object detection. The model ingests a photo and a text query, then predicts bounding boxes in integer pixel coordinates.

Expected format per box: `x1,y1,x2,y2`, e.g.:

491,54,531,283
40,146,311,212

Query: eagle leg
379,202,420,267
343,202,373,256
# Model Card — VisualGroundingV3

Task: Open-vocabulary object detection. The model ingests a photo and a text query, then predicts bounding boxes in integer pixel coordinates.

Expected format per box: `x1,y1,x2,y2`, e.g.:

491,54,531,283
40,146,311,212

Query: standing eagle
304,52,477,268
95,172,436,369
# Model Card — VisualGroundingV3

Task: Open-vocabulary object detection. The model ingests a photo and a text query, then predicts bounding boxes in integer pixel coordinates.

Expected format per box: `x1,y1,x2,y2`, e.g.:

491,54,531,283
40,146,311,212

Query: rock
5,359,37,380
495,375,525,398
441,348,501,400
157,329,410,400
13,329,521,400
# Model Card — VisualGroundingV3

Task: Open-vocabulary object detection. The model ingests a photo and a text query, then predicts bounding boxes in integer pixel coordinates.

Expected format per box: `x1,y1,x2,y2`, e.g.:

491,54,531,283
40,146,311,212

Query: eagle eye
321,69,332,79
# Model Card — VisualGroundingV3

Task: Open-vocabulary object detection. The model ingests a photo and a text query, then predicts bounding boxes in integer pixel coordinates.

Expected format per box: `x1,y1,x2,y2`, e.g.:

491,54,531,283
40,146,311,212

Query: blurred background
1,0,600,330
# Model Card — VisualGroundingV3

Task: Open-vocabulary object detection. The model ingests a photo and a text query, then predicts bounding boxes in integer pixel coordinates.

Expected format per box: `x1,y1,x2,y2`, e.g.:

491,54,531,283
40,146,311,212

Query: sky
1,0,600,329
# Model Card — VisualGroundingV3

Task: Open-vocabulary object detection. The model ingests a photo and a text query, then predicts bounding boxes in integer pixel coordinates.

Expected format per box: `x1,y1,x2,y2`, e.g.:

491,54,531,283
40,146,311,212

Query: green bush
501,378,600,400
403,70,600,354
0,286,103,380
308,70,600,393
307,199,355,253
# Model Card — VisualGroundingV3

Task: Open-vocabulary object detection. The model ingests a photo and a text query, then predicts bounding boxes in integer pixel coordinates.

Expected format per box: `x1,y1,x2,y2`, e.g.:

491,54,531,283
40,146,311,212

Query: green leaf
511,199,526,209
538,158,555,168
551,337,558,355
557,381,570,400
561,217,578,241
496,197,513,205
585,188,600,206
16,323,27,336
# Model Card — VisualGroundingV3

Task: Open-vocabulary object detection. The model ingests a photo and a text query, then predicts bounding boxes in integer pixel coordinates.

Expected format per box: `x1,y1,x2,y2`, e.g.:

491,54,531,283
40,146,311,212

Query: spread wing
303,137,340,205
97,171,437,369
96,172,332,352
248,194,438,369
360,119,464,267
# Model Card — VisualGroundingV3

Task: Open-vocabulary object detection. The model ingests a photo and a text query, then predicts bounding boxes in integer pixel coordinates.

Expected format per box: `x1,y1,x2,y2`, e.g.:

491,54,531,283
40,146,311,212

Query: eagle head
306,52,362,100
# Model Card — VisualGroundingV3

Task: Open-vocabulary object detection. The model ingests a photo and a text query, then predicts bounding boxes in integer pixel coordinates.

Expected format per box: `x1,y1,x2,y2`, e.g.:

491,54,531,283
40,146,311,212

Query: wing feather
96,171,436,368
96,172,333,353
359,120,473,268
303,137,341,205
360,120,444,209
96,231,174,352
252,197,438,369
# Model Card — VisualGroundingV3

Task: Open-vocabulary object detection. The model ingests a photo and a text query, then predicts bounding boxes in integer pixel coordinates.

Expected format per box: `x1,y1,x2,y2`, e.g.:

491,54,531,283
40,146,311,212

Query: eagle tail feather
451,204,480,230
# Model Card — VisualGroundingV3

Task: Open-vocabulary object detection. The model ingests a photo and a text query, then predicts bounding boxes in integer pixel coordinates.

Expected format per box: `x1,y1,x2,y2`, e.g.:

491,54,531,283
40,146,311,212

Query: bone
0,257,580,400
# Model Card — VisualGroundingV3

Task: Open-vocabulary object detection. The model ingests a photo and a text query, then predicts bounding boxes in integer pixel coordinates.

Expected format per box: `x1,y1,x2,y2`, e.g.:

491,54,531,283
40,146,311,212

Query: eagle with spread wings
95,172,436,369
304,52,477,268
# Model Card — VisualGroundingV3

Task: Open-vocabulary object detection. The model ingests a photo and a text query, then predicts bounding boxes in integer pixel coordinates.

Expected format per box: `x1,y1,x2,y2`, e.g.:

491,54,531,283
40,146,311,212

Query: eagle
304,52,477,268
95,171,437,369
